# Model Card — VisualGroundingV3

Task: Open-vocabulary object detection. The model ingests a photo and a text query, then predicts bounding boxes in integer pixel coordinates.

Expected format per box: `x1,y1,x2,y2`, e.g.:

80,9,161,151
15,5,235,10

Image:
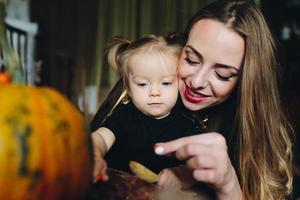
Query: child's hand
93,156,109,183
91,131,109,183
157,165,196,190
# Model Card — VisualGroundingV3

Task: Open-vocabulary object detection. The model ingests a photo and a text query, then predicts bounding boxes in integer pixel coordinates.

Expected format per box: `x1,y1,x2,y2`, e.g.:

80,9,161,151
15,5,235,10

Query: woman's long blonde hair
185,1,293,199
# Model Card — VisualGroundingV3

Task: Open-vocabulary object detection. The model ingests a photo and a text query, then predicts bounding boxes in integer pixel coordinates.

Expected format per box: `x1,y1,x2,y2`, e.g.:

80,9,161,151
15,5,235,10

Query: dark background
262,0,300,197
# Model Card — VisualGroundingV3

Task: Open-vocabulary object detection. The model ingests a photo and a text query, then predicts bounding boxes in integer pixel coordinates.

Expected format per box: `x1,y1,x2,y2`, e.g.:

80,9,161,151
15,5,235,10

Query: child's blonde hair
106,34,182,93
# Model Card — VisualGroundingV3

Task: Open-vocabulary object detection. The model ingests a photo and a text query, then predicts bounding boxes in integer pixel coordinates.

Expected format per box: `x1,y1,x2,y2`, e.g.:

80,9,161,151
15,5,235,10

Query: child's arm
158,165,196,190
90,127,115,183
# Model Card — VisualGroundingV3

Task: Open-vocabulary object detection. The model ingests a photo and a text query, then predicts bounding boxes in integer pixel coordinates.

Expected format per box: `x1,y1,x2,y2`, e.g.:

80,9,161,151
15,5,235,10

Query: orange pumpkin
0,71,12,84
0,84,92,200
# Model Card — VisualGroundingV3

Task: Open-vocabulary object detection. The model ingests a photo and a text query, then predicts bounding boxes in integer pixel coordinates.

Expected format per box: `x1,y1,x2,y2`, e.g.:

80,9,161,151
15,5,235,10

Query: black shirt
101,100,204,174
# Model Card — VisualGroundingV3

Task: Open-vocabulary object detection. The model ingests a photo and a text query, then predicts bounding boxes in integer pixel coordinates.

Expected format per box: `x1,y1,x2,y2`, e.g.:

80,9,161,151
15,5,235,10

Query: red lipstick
183,87,208,103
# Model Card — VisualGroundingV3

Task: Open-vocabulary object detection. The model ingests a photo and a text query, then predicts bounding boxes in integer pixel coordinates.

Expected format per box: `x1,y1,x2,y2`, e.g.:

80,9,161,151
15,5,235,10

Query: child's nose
149,85,161,97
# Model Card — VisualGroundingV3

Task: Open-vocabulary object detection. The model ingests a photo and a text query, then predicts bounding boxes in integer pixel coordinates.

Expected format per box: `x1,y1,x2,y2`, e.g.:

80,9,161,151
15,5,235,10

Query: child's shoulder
106,101,136,120
101,101,135,128
113,101,134,113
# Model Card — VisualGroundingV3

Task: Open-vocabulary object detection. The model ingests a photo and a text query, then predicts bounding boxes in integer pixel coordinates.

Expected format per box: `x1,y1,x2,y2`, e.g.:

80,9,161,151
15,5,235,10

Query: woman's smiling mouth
183,86,210,103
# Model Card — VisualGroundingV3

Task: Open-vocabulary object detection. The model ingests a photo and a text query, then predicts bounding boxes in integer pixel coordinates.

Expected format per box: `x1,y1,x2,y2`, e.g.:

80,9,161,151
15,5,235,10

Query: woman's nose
190,69,209,89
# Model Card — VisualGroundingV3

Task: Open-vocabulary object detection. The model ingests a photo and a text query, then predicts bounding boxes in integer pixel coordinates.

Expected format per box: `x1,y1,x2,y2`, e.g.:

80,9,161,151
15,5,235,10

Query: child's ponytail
106,37,131,74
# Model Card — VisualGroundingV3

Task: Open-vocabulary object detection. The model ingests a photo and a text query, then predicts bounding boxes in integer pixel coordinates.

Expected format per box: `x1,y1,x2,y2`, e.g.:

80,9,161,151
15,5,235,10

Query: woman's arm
90,127,115,182
155,133,242,200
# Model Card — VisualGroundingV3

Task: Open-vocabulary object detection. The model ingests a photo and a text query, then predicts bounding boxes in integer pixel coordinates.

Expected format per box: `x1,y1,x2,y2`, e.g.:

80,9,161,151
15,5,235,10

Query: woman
91,0,293,199
153,0,293,200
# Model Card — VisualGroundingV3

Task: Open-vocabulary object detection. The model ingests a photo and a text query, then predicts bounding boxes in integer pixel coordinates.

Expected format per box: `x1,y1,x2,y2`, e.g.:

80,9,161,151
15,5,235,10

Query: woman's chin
181,98,208,111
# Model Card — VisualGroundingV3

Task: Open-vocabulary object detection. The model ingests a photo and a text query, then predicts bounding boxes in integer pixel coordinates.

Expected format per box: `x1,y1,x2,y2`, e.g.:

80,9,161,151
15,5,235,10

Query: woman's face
178,19,245,111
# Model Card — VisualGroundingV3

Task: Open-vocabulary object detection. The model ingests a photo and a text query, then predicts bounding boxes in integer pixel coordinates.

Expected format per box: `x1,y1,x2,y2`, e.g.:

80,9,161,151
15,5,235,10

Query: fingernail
155,146,164,155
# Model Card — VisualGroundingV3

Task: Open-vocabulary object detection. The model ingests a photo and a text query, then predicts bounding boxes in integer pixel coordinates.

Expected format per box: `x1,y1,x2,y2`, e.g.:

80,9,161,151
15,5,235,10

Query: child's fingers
94,172,109,182
93,159,109,183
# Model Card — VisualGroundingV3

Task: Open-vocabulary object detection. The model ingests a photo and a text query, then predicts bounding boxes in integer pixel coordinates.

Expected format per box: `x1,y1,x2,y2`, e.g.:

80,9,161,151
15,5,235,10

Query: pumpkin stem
0,0,25,84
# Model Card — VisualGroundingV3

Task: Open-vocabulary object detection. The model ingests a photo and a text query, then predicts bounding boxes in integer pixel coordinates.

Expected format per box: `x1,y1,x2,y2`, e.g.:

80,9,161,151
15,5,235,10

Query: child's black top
101,99,205,174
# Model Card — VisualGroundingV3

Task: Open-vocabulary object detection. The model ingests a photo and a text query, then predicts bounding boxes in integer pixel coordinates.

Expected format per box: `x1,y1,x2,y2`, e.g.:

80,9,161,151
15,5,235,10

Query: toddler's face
128,52,178,119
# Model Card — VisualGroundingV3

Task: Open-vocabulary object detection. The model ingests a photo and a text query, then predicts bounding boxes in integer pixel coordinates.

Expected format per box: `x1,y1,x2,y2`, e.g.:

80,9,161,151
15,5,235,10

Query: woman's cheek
212,81,236,100
178,63,190,79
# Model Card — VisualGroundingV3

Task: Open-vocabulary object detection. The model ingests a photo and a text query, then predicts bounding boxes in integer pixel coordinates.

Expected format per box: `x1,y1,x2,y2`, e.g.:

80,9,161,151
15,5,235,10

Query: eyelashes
184,56,232,82
136,82,174,87
184,56,200,65
136,83,147,87
215,73,230,81
162,82,173,86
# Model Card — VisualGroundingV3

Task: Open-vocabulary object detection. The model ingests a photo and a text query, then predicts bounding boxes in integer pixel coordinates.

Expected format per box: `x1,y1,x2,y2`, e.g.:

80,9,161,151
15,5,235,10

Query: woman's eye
184,56,199,65
162,82,172,86
215,72,230,81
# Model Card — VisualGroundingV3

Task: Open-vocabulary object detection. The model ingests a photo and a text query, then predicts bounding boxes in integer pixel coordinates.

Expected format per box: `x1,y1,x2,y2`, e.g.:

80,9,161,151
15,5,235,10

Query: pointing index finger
154,133,214,155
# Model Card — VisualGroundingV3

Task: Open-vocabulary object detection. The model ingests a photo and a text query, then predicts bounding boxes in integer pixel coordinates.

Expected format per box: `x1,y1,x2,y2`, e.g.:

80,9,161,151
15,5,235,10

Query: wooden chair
4,17,38,85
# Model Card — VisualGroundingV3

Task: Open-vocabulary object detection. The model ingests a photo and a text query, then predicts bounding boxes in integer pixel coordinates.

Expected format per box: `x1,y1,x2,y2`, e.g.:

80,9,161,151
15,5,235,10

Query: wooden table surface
85,168,215,200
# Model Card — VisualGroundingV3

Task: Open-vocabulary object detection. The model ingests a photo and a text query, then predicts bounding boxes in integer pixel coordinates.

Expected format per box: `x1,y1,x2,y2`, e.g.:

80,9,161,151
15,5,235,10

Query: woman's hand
158,165,196,190
158,168,182,190
154,133,242,200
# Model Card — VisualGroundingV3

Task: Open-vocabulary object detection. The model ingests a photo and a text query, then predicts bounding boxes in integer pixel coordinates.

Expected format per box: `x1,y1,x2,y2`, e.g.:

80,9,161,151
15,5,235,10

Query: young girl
91,35,203,188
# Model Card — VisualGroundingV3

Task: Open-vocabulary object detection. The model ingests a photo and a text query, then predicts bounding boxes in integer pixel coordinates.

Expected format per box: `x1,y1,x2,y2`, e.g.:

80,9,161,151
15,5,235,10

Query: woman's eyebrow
185,45,201,58
186,45,240,73
216,64,240,73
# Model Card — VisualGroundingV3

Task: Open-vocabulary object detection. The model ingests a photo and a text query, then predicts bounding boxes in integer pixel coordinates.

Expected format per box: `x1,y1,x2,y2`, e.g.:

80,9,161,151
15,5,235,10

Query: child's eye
137,83,147,87
162,82,172,86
